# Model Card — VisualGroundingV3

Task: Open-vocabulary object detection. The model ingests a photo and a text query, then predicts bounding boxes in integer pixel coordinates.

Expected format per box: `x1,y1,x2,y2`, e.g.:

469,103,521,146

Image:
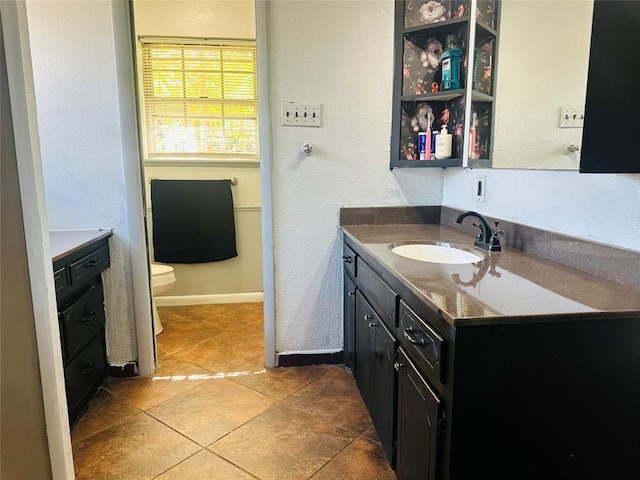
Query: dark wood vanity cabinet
53,235,111,425
343,244,357,370
343,232,640,480
396,348,441,480
580,0,640,173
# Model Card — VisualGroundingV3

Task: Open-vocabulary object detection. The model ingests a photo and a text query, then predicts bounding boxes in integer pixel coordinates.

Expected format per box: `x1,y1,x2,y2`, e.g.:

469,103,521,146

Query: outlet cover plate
476,174,486,202
281,103,322,127
559,106,585,128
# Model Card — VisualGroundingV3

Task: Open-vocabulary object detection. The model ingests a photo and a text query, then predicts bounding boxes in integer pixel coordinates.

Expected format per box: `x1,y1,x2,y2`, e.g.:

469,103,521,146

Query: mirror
492,0,594,170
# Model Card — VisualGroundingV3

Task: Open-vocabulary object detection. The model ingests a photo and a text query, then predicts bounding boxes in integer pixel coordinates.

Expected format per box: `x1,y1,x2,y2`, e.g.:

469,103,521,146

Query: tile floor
71,303,396,480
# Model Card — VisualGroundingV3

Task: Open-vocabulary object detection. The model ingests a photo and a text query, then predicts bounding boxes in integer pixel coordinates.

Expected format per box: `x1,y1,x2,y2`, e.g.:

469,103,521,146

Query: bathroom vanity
342,210,640,480
51,230,112,425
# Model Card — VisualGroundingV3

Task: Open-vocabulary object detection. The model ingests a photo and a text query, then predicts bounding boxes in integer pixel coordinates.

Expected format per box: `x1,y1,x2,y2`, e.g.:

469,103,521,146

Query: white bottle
435,125,452,160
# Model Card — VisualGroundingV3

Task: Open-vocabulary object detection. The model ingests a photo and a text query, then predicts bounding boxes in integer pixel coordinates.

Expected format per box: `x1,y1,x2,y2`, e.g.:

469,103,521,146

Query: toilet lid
151,264,173,276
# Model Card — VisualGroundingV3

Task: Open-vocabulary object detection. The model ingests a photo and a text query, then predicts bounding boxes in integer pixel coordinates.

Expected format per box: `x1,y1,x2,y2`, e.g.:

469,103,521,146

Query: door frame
3,0,276,478
129,0,276,373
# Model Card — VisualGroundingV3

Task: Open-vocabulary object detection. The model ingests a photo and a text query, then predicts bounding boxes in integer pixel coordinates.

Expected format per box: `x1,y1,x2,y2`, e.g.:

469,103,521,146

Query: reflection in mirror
492,0,593,170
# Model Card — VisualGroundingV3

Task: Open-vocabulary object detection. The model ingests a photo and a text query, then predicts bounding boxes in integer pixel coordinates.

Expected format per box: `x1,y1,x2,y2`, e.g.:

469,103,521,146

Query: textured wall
443,168,640,251
26,1,137,363
268,0,444,353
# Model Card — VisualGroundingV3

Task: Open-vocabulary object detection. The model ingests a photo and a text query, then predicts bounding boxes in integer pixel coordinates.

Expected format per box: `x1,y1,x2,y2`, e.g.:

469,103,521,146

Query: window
139,39,258,159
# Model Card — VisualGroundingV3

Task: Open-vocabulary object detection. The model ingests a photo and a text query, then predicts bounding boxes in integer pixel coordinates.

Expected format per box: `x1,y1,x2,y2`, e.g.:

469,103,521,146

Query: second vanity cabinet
343,227,640,480
52,232,111,425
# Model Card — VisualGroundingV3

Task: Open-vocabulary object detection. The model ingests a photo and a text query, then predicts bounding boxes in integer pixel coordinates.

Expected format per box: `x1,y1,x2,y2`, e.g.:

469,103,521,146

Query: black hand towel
151,179,238,263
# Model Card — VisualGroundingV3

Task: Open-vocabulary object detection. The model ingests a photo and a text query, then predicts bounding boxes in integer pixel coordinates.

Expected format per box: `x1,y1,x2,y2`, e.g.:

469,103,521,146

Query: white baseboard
155,292,264,306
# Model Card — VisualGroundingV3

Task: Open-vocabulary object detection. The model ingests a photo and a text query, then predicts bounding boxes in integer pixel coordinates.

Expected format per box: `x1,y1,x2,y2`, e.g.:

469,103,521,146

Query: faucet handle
492,221,504,235
472,222,484,241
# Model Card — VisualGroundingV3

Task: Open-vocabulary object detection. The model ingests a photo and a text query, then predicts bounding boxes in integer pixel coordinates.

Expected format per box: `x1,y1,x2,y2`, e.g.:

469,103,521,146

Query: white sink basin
391,244,482,264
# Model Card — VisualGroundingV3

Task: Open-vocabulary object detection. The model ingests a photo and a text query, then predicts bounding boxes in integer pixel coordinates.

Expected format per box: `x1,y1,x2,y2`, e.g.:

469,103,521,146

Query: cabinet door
355,291,375,412
396,348,442,480
373,319,397,465
343,273,357,372
580,1,640,173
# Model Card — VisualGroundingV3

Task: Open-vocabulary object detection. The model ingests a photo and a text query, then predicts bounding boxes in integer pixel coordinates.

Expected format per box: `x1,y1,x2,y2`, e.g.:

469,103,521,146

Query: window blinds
140,41,258,158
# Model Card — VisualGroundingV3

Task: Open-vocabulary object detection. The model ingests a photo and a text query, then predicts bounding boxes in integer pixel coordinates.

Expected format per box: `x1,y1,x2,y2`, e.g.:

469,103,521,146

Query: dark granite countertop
50,230,113,263
343,224,640,326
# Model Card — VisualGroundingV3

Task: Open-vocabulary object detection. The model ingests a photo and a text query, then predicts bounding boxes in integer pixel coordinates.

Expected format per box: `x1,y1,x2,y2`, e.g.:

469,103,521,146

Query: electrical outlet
475,174,486,202
281,103,322,127
559,106,585,128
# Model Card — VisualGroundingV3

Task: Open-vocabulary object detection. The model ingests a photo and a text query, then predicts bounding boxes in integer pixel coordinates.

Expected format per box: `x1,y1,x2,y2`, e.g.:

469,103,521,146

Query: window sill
144,158,260,168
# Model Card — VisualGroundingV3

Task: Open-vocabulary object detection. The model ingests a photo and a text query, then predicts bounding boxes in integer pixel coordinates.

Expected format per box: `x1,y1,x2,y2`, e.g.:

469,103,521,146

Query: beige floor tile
147,378,276,446
103,355,213,410
155,449,258,480
362,424,382,444
228,356,331,400
72,413,199,480
71,388,141,444
310,436,396,480
172,329,264,374
283,367,372,435
210,403,357,480
156,314,226,355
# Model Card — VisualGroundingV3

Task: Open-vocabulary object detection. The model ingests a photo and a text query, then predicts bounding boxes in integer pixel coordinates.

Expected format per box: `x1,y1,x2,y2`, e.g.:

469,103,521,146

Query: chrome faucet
455,211,503,252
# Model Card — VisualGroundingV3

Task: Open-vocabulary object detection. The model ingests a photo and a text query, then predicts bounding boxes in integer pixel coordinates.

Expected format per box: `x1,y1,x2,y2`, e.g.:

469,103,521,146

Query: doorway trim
255,0,276,368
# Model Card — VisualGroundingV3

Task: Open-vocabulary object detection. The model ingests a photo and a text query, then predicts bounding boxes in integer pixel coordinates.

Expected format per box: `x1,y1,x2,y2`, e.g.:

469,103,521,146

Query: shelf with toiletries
391,0,500,169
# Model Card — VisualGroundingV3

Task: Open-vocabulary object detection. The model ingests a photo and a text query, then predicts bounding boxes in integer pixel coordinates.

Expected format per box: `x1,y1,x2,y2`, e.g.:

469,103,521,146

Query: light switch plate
281,103,322,127
559,106,585,128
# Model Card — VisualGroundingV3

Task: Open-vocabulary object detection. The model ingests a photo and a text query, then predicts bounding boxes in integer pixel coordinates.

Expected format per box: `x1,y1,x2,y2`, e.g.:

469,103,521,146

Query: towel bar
149,177,238,185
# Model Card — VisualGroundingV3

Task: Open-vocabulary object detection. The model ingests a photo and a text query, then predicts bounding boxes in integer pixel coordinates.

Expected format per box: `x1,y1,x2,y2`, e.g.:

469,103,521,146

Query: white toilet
151,264,176,335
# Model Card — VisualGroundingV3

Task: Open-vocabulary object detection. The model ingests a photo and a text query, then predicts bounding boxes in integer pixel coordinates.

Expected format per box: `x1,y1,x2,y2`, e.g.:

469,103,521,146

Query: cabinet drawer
69,246,109,287
343,243,357,278
358,260,397,329
399,300,445,384
60,285,106,360
64,333,107,422
54,267,71,300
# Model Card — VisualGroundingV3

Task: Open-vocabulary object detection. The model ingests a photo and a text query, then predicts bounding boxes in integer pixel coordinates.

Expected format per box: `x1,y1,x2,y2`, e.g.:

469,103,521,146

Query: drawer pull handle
347,291,355,297
403,328,426,347
81,363,95,375
81,312,96,322
342,255,353,264
84,259,100,268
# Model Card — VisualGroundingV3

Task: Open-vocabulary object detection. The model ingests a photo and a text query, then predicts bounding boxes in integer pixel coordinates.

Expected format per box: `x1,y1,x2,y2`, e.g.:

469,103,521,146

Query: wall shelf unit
391,0,500,169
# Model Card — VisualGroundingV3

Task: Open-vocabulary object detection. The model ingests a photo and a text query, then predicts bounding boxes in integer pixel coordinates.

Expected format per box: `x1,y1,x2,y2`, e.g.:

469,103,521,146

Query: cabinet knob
394,361,404,371
342,255,353,264
347,291,355,297
81,362,95,376
368,321,377,328
81,311,96,322
363,314,372,321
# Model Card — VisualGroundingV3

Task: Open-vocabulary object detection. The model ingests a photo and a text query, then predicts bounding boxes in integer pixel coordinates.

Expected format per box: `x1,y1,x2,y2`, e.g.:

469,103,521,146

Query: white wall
133,0,255,39
134,0,262,297
443,168,640,251
26,1,138,364
268,0,443,354
493,0,593,170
